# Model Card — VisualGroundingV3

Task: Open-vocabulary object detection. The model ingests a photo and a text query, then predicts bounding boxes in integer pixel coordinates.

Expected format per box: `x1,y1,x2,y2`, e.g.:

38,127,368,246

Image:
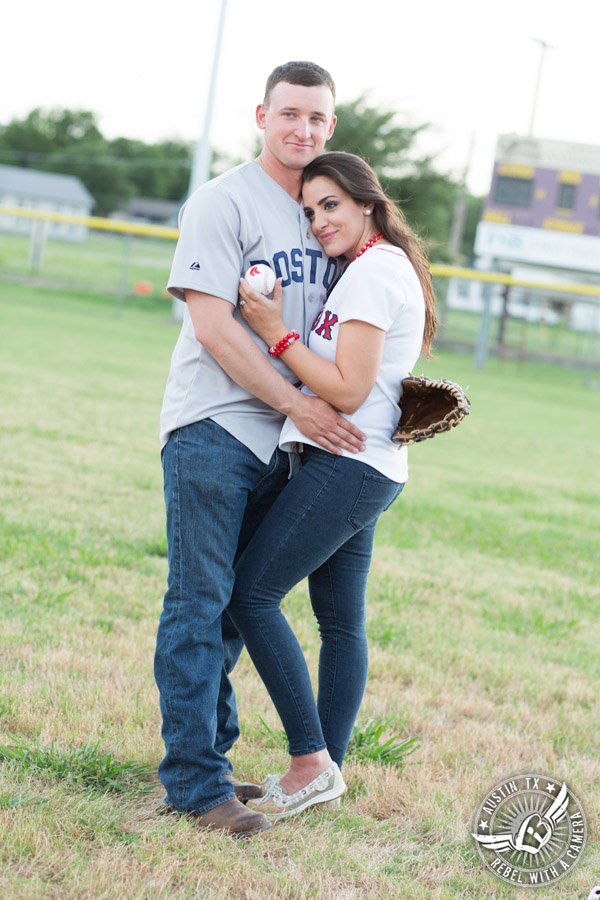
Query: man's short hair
264,61,336,105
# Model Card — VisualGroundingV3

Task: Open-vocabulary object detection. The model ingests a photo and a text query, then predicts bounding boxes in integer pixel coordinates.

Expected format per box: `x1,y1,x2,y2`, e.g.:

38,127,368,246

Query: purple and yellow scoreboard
475,135,600,275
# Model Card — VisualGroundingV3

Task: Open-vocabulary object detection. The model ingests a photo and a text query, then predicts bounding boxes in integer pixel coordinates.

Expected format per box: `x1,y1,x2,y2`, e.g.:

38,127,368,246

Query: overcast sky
5,0,599,195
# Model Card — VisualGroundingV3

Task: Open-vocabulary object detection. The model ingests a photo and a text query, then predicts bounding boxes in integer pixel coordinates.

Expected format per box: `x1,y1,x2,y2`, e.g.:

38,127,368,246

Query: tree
0,108,103,154
0,103,483,251
0,108,194,215
327,96,424,174
107,137,192,206
0,108,131,214
310,96,480,263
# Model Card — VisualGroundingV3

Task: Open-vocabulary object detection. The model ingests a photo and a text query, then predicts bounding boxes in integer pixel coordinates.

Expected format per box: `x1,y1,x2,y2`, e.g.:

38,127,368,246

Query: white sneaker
247,763,346,820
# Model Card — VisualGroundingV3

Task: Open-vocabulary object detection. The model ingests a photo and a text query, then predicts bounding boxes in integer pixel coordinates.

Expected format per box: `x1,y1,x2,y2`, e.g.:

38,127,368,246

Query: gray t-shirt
160,161,338,462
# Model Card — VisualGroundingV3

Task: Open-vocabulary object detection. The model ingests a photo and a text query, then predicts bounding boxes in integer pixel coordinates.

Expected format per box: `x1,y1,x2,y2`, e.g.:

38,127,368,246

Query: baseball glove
392,375,471,447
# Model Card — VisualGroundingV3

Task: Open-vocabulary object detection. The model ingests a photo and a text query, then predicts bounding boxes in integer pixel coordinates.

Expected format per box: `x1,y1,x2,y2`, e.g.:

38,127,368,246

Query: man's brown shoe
191,798,271,838
223,772,266,802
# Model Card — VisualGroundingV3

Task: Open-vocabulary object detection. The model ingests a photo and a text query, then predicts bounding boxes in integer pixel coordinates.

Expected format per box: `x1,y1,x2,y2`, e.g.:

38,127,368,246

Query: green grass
1,280,599,899
254,715,418,768
346,720,419,767
2,229,599,368
0,740,155,795
0,230,174,307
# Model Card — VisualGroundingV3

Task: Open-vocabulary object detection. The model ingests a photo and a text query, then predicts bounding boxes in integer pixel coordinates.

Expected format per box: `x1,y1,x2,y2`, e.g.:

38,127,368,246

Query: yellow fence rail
430,264,600,299
2,204,600,300
0,204,178,240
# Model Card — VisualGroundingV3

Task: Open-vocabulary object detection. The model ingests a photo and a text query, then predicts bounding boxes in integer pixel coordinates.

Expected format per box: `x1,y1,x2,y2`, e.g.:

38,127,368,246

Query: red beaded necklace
352,232,383,261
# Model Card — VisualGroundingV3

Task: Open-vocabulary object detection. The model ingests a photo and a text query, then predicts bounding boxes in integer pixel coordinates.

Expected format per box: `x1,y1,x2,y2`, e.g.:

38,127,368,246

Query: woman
227,152,436,819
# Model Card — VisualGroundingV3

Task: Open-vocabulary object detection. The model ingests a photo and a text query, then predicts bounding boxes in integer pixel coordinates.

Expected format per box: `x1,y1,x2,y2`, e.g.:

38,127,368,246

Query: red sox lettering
311,309,339,340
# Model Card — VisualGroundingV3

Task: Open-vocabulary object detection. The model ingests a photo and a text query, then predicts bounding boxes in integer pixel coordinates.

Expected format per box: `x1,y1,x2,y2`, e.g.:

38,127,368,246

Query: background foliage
0,281,598,898
0,102,482,260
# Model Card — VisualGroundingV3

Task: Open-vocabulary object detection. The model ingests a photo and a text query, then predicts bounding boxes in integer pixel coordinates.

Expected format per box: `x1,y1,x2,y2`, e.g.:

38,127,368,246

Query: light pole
188,0,229,196
528,37,556,137
172,0,228,321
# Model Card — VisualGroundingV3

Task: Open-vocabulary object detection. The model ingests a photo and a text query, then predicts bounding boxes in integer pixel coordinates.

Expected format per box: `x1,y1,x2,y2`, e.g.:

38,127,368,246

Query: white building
0,164,95,242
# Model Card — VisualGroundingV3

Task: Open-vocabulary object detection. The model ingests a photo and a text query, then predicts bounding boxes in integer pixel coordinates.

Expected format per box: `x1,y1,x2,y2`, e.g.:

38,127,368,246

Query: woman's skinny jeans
227,446,403,768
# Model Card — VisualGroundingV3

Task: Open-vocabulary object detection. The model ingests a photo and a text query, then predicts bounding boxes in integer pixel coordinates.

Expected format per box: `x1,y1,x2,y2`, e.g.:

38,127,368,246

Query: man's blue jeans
154,419,289,814
227,446,403,768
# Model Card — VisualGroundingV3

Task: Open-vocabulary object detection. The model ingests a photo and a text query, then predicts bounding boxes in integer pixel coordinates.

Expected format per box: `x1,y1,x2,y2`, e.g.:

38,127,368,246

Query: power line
0,150,192,168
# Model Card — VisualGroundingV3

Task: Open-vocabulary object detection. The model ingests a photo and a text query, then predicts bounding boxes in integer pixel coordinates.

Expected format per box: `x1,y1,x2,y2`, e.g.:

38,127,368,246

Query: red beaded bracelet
268,331,300,358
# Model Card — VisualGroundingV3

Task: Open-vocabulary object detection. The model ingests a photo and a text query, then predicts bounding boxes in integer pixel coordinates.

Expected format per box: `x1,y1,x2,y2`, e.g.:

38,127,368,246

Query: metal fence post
29,218,48,271
584,301,600,388
115,234,132,317
474,280,494,370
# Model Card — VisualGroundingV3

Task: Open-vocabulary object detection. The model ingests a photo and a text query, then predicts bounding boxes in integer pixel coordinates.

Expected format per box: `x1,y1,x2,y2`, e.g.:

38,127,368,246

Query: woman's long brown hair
302,152,437,357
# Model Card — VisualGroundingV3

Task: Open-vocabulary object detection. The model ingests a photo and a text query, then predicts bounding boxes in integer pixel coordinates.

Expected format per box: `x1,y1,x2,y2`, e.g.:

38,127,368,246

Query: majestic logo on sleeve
471,774,586,887
189,261,201,270
311,309,339,341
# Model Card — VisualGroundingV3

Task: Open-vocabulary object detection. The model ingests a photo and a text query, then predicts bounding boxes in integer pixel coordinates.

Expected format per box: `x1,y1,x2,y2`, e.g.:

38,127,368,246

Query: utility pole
443,132,476,328
528,38,556,136
449,131,476,263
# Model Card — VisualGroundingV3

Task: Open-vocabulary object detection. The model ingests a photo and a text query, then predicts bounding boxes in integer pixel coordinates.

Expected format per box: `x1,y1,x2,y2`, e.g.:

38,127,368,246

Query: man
154,61,366,838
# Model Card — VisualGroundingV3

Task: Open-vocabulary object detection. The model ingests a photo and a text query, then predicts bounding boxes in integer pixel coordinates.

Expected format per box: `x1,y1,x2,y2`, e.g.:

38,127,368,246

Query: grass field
1,281,599,899
2,227,599,368
0,231,174,302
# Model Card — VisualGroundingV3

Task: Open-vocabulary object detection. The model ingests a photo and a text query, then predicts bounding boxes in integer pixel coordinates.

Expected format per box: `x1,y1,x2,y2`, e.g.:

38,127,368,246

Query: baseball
244,263,276,295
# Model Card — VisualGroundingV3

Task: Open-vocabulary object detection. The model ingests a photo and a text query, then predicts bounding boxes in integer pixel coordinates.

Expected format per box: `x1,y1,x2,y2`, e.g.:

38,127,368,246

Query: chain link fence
1,205,599,383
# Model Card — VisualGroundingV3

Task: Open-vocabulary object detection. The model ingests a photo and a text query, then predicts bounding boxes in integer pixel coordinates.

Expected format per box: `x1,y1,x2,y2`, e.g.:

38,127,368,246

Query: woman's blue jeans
154,419,290,814
227,446,403,768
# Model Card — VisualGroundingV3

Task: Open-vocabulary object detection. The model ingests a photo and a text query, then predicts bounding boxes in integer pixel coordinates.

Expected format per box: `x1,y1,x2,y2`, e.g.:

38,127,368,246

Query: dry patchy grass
1,283,599,898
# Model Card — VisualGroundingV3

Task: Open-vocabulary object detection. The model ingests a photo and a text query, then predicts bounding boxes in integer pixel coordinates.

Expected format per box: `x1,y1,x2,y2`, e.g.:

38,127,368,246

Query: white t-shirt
160,161,338,462
279,245,425,482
